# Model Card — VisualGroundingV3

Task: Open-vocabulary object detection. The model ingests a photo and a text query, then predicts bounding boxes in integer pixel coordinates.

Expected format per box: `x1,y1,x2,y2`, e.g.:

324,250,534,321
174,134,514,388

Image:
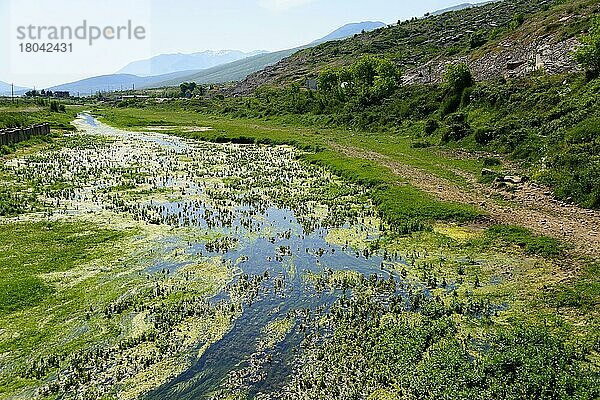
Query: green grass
545,261,600,314
0,100,84,156
476,225,565,257
0,221,126,314
303,150,479,232
0,101,81,130
0,220,136,396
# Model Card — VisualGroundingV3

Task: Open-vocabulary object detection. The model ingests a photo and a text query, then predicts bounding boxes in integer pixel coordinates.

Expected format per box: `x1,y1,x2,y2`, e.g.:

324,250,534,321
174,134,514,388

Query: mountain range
117,50,267,77
0,81,28,96
46,70,202,96
45,21,386,95
430,3,479,16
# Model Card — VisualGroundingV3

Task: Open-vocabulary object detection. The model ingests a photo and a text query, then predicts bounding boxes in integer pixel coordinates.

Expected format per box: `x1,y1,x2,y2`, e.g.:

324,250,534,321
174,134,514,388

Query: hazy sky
0,0,489,88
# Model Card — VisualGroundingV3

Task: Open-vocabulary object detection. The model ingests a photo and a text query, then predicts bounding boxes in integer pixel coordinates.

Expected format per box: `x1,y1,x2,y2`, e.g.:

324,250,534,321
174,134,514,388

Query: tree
443,63,473,94
318,56,400,107
372,58,400,99
352,56,379,88
317,68,339,92
179,82,197,98
192,85,206,97
575,16,600,80
351,56,400,104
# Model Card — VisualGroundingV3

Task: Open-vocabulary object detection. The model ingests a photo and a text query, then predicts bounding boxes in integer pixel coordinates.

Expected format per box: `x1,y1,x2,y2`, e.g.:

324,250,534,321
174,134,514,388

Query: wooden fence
0,123,50,146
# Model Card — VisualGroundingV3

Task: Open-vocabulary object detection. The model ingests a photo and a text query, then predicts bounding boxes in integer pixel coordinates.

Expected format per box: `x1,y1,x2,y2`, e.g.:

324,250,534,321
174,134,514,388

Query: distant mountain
0,81,29,96
47,70,198,95
152,21,387,89
431,3,480,16
48,20,394,93
149,48,301,88
312,21,386,44
117,50,267,77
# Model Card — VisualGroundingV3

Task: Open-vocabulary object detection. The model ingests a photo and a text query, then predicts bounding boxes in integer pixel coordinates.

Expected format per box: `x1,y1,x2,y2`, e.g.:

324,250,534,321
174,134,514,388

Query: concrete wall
0,123,50,146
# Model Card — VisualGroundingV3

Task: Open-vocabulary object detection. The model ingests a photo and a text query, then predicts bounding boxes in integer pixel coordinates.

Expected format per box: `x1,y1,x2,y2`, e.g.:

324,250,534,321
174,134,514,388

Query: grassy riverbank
0,100,84,155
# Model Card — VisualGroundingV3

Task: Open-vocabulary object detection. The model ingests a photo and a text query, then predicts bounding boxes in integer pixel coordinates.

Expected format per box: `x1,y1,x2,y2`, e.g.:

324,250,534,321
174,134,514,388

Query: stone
507,60,526,70
503,175,522,184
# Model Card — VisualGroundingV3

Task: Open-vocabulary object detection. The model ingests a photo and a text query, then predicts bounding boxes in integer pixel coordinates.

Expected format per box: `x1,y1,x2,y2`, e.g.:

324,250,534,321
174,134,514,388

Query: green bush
470,30,487,48
442,113,471,143
574,16,600,79
542,118,600,208
424,118,439,135
444,63,474,95
481,156,502,167
49,100,65,113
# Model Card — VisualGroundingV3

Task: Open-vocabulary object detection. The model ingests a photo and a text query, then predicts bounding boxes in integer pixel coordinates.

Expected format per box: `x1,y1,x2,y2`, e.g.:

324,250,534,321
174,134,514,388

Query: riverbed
2,114,403,399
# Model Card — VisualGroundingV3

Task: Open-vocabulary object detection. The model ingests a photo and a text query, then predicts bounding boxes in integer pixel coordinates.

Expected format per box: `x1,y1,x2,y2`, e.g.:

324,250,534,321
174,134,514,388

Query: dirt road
332,143,600,257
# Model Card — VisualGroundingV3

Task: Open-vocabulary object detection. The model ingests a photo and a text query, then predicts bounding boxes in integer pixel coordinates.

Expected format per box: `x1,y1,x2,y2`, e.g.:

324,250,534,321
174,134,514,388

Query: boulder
503,175,522,184
506,60,526,70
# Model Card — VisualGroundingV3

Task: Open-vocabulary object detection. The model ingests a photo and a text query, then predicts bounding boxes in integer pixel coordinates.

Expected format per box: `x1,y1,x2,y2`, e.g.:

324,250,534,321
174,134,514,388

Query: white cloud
258,0,315,11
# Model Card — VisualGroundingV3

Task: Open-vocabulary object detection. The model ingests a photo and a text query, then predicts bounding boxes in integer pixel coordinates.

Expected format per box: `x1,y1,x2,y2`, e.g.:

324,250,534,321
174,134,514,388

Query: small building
54,91,70,98
306,79,318,91
120,95,150,100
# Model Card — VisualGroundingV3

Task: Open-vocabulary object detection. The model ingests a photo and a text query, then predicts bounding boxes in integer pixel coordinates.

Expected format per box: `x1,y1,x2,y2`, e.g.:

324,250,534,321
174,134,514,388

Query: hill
431,3,479,16
232,0,594,95
117,50,267,77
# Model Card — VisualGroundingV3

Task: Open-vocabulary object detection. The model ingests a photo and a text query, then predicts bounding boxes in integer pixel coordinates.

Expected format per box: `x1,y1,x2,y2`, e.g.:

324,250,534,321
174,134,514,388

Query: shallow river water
9,114,408,399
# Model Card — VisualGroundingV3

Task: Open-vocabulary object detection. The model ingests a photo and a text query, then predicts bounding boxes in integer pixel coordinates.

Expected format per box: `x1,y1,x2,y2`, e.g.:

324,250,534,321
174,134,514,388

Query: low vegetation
146,59,599,209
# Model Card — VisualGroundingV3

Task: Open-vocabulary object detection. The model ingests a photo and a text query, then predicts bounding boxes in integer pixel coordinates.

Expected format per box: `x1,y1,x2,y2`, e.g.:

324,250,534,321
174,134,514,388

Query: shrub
441,113,471,143
444,63,474,95
470,30,487,48
424,119,439,135
574,16,600,79
49,101,60,112
411,140,433,148
542,118,600,208
440,93,462,116
475,127,496,145
511,13,525,29
481,156,502,167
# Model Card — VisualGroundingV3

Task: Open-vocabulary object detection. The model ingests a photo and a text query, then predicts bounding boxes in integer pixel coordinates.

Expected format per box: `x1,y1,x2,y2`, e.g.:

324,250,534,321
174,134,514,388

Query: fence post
0,123,51,146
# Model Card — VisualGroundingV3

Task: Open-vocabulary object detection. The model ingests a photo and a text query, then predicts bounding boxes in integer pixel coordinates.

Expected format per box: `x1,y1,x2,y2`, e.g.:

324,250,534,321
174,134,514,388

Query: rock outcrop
403,35,580,85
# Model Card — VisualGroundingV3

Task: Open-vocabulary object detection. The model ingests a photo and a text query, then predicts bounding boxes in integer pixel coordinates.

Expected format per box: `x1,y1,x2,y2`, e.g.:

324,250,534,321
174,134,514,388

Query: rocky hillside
233,0,598,95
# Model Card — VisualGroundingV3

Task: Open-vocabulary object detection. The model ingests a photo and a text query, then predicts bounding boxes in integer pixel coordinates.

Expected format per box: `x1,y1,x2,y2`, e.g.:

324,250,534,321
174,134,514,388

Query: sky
0,0,490,88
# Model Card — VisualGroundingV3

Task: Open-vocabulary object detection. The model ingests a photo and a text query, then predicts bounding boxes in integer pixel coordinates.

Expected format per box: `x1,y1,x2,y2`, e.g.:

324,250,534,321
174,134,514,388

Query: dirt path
331,143,600,258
